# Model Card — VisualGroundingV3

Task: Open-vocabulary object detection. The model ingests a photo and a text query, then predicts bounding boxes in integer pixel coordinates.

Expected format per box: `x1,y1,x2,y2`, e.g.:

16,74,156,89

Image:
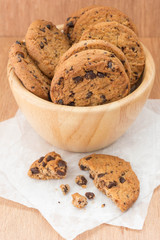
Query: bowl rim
8,42,155,113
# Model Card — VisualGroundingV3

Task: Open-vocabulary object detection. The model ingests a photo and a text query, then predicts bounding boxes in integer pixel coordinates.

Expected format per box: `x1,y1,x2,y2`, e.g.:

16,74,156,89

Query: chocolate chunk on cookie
80,22,145,86
75,175,87,188
79,154,140,211
28,152,67,180
9,41,51,100
50,49,130,106
64,5,98,44
72,6,138,43
58,39,131,79
60,184,70,195
72,193,88,208
25,20,70,78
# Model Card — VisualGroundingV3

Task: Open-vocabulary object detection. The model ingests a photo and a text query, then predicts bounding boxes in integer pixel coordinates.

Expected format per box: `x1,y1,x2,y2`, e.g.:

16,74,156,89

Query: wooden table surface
0,36,160,240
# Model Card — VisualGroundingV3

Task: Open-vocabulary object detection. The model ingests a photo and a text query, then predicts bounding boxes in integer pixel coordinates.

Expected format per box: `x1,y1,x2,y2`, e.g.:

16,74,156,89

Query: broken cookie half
28,151,67,179
79,154,140,212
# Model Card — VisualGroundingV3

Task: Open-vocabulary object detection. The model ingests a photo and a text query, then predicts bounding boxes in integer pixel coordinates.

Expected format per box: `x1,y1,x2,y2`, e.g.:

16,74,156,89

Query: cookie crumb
72,193,88,209
101,204,105,208
75,175,87,188
85,192,95,200
60,184,70,195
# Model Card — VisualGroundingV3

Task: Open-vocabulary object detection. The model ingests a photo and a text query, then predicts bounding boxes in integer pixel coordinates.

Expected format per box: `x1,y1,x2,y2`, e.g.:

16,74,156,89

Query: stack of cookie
9,6,145,107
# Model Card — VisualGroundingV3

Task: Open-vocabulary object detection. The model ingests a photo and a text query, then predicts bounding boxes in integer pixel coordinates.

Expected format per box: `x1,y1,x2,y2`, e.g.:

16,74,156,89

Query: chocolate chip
100,95,107,103
67,33,71,40
33,74,38,79
98,173,106,178
67,17,71,21
57,99,64,105
40,42,44,49
121,46,126,52
119,176,126,183
107,181,117,189
67,101,75,106
18,52,24,58
97,72,106,78
73,76,83,83
57,170,66,176
80,165,87,170
57,77,64,85
30,167,39,174
69,91,75,97
85,70,96,79
107,61,112,69
46,155,55,162
31,86,35,89
38,156,44,163
67,21,74,27
40,27,45,32
84,42,87,46
86,156,92,160
110,171,113,173
110,54,115,57
132,47,135,52
43,37,48,44
58,160,66,167
121,60,125,65
134,72,138,75
54,32,59,35
16,41,21,45
86,91,93,99
85,192,95,200
42,162,47,167
136,42,140,47
46,24,51,29
58,201,60,203
89,173,94,179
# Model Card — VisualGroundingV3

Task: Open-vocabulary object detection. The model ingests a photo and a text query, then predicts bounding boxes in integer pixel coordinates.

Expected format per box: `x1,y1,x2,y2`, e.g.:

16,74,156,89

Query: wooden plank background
0,0,160,37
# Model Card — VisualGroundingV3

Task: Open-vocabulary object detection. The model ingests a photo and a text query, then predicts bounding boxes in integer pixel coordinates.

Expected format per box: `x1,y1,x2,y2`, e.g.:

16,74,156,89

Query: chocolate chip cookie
72,6,138,43
28,152,67,180
80,22,145,86
79,154,140,212
50,49,130,106
58,39,131,79
72,193,88,208
64,5,98,44
25,20,70,78
9,41,51,100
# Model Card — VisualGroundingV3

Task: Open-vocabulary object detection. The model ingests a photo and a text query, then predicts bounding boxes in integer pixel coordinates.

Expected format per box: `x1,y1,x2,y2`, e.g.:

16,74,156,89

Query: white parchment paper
0,100,160,240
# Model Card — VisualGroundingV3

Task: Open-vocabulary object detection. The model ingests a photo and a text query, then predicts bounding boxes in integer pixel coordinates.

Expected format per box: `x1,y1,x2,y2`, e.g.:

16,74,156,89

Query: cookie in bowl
25,20,70,78
50,49,130,106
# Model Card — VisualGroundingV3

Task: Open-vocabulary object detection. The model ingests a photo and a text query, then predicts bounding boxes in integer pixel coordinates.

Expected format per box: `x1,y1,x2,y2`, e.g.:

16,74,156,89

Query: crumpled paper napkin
0,100,160,240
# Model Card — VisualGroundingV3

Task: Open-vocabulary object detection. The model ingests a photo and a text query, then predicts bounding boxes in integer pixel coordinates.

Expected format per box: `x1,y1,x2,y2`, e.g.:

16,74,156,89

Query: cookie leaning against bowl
79,154,140,212
50,49,130,107
25,20,70,78
72,6,138,43
80,22,145,86
58,39,131,79
64,5,98,44
9,41,51,100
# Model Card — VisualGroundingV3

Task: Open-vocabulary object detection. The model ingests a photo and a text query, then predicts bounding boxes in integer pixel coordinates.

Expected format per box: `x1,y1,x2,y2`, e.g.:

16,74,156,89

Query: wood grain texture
0,36,160,239
0,0,160,37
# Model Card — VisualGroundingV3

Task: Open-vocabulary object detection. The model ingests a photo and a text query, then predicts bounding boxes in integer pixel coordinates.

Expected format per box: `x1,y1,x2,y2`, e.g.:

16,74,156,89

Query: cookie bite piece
72,6,138,43
80,22,145,86
79,154,140,211
75,175,87,188
60,184,70,195
28,152,67,180
9,41,51,100
25,20,70,78
50,49,130,107
58,39,131,79
72,193,88,208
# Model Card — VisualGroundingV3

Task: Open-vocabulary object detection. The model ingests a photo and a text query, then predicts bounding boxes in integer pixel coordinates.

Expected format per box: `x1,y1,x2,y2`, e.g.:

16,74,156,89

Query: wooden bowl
7,41,155,152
